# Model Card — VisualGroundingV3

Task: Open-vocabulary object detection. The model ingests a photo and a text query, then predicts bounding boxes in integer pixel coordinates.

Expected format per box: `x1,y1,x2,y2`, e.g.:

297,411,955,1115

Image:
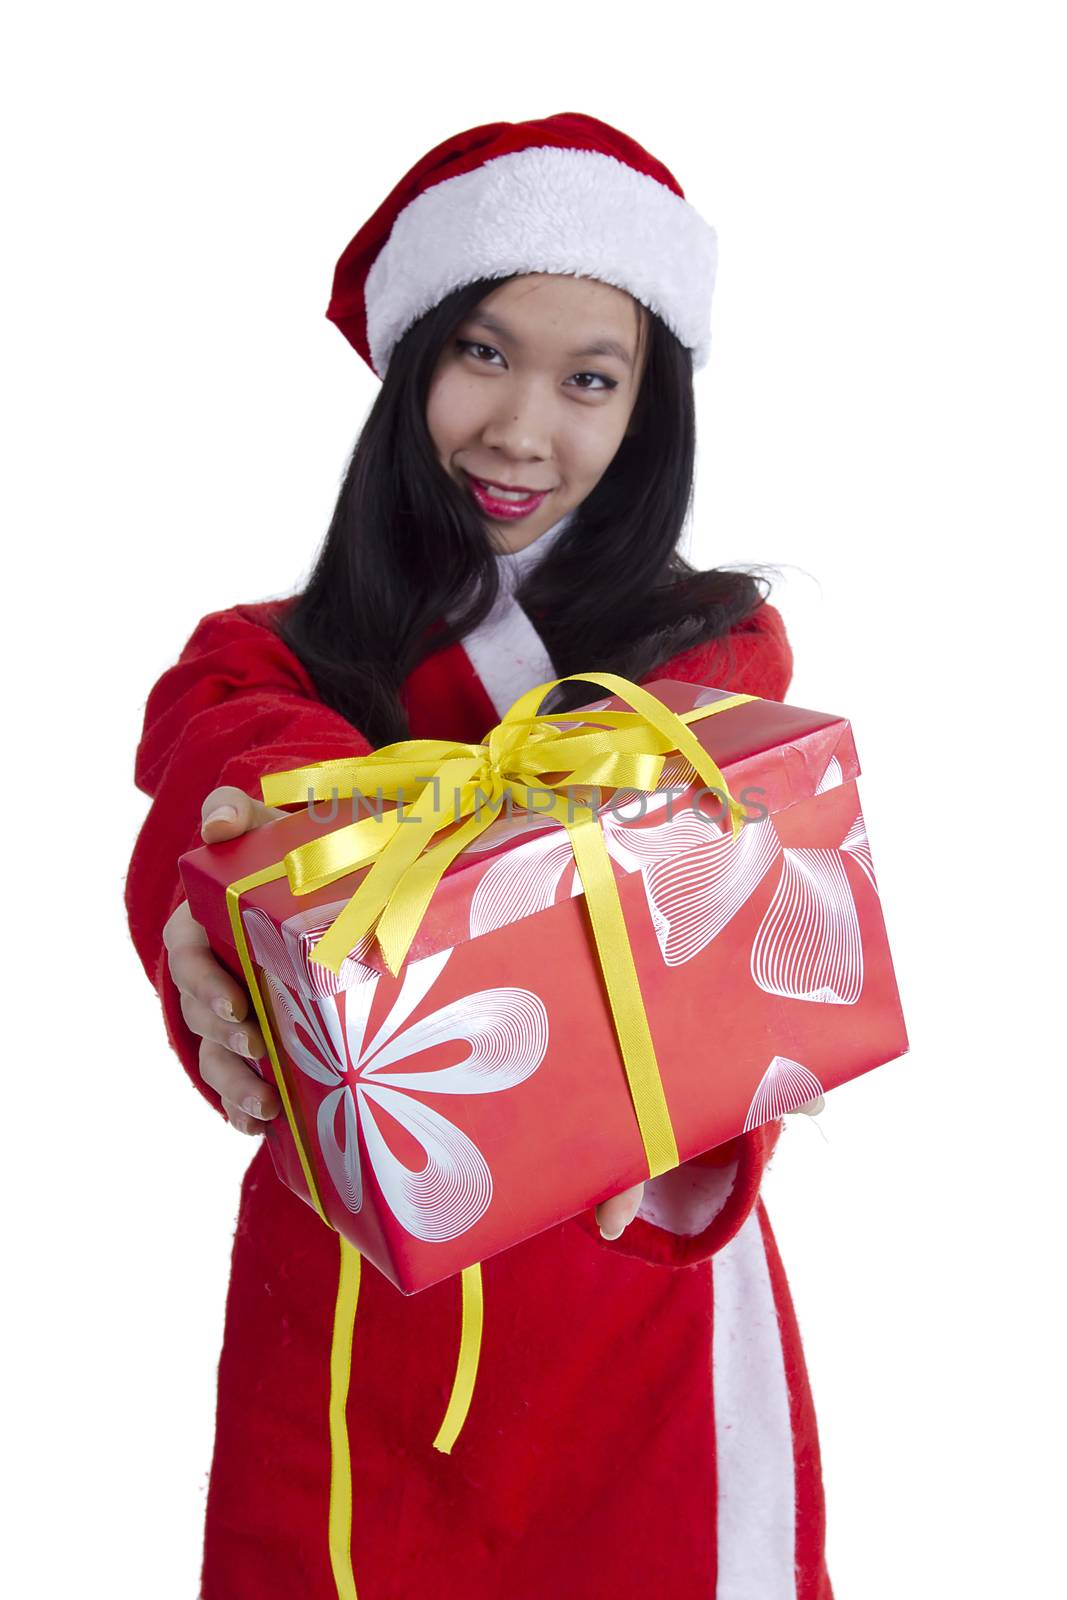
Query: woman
126,111,833,1599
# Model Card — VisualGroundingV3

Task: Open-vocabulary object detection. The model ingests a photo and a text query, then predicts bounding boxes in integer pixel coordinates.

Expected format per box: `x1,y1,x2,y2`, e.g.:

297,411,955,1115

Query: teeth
475,478,538,502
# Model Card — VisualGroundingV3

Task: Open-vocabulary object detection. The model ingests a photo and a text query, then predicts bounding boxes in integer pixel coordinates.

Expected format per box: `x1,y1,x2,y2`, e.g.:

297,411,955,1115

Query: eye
455,339,505,366
566,372,618,393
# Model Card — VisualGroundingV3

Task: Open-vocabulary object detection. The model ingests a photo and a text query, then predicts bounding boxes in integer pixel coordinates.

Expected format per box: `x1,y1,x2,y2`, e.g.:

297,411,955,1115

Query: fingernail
212,997,235,1021
230,1030,250,1056
204,805,237,828
241,1094,263,1117
600,1224,624,1240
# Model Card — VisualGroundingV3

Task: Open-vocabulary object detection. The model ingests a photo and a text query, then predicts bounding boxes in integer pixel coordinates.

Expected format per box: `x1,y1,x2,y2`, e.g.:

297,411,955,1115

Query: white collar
458,508,576,718
491,508,576,588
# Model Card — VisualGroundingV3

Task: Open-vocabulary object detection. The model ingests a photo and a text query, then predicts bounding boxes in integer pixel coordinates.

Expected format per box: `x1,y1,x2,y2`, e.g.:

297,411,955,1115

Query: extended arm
125,604,373,1117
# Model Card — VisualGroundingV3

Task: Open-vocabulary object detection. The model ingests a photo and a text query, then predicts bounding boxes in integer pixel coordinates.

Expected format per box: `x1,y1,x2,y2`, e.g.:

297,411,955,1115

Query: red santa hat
326,111,718,380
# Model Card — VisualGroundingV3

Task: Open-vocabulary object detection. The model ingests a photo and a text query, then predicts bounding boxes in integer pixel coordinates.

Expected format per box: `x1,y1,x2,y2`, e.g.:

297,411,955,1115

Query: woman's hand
596,1182,645,1240
791,1095,825,1116
595,1094,825,1239
162,786,288,1134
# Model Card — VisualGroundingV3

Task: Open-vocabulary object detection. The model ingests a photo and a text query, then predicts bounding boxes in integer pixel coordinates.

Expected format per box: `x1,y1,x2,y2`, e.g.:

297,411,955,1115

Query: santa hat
326,111,718,380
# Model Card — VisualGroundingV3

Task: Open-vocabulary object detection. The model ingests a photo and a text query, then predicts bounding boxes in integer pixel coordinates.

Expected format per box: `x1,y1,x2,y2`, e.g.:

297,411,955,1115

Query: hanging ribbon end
307,930,348,979
429,1263,483,1455
378,907,422,978
728,799,747,842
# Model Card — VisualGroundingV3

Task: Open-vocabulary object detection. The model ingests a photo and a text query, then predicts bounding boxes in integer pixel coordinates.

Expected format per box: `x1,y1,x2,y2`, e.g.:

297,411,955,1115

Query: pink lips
463,471,551,521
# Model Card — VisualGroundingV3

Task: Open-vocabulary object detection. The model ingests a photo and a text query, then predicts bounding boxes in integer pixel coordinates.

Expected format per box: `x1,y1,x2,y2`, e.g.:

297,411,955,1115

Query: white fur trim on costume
455,511,573,719
637,1157,738,1235
461,600,557,722
365,146,717,377
713,1207,798,1599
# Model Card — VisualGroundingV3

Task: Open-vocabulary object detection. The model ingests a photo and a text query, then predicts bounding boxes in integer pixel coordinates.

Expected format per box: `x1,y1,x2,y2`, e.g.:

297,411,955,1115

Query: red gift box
179,678,908,1298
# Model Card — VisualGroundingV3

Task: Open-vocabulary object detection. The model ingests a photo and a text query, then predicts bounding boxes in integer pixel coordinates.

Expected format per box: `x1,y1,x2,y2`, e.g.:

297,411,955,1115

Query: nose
480,378,553,463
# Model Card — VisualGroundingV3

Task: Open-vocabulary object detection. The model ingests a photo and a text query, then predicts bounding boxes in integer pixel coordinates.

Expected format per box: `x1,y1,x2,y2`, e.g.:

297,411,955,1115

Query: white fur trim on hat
364,146,717,378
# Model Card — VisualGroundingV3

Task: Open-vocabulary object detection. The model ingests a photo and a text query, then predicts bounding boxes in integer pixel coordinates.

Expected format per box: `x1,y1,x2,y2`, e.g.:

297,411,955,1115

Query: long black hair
274,275,777,747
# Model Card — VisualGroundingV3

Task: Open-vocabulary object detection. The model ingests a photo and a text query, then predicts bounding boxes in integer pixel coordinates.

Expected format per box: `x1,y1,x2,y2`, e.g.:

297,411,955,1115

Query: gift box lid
180,679,858,990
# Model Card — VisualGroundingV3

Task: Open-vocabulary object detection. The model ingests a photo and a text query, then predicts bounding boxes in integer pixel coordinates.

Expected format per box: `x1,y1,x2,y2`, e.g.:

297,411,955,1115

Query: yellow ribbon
328,1239,359,1599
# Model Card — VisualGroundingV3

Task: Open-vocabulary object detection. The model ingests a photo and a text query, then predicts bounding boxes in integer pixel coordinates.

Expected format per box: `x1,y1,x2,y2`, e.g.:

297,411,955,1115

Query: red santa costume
124,113,834,1599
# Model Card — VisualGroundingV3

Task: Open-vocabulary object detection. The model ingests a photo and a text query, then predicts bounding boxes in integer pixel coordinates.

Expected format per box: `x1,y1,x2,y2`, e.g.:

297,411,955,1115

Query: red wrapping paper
179,680,908,1294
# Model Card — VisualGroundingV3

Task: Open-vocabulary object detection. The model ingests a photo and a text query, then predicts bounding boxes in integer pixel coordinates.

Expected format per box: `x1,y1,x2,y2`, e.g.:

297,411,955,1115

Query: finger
199,1038,281,1121
221,1096,271,1136
164,901,258,1031
162,896,205,954
789,1094,826,1117
596,1180,645,1240
168,937,256,1031
180,987,267,1061
200,785,287,841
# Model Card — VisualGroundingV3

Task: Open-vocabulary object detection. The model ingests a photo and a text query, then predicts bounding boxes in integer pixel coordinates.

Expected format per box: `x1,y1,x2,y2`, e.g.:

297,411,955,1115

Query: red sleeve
571,598,795,1265
648,597,794,701
124,603,373,1118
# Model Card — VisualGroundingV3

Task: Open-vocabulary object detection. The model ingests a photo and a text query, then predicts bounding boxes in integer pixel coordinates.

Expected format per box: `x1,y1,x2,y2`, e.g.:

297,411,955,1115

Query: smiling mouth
466,473,551,499
461,471,554,519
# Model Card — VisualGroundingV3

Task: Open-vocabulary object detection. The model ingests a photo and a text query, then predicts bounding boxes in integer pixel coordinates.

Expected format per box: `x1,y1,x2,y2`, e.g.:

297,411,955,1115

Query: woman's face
426,273,648,553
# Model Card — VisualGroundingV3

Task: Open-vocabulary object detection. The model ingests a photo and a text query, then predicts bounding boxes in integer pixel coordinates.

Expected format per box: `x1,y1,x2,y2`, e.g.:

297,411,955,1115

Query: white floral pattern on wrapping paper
466,685,877,1006
241,915,549,1241
744,1055,826,1130
645,698,878,1002
464,692,710,939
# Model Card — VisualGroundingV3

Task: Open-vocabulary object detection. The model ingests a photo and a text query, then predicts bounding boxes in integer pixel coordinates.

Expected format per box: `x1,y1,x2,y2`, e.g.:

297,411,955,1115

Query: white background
4,3,1064,1594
